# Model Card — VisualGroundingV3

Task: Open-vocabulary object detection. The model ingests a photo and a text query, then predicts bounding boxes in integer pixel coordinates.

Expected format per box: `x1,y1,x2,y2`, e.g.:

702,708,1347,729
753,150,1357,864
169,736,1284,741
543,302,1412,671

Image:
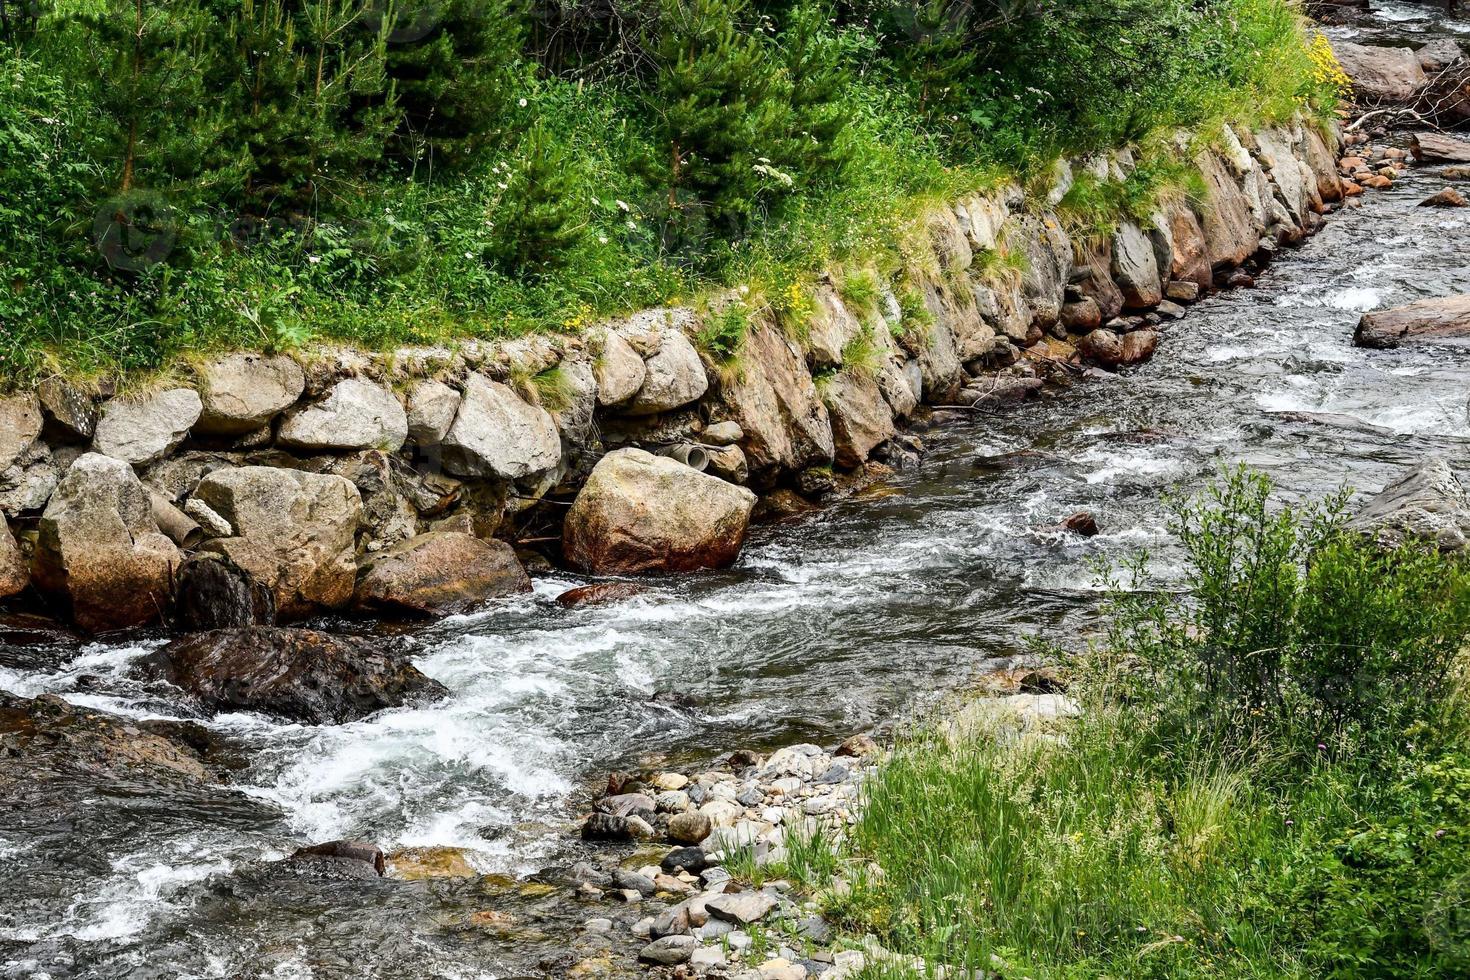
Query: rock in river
353,531,531,617
1346,457,1470,552
562,448,757,574
141,627,448,723
1355,294,1470,349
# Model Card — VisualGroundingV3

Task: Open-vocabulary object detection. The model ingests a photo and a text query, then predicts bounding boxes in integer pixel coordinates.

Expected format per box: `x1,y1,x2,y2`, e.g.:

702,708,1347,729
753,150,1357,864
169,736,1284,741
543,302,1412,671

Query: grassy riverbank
0,0,1342,385
812,470,1470,978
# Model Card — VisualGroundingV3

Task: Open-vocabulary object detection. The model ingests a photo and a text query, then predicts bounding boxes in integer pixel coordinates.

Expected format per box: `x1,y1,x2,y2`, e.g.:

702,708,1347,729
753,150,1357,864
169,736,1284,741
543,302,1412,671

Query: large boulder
563,449,757,574
1301,126,1345,204
1195,151,1262,270
406,380,461,447
624,318,709,415
1010,214,1073,318
806,286,864,369
716,321,835,481
1149,197,1213,289
1354,294,1470,349
440,374,561,480
353,531,531,617
1412,132,1470,164
823,371,896,469
193,466,362,619
32,453,181,632
1111,222,1163,309
1331,40,1428,104
1346,458,1470,552
0,519,26,599
92,388,202,466
0,394,44,472
195,353,306,435
277,378,407,452
141,627,448,724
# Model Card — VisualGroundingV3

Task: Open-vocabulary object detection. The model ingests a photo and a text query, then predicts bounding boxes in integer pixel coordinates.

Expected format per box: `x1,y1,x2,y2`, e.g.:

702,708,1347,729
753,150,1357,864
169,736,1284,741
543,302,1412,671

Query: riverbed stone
193,466,362,618
639,935,696,965
1111,222,1163,309
1331,39,1428,104
142,626,447,724
624,316,709,415
1414,132,1470,164
195,353,305,435
668,810,713,844
93,388,202,466
1355,294,1470,348
1346,457,1470,552
353,531,531,617
406,379,461,446
563,449,756,574
33,453,180,632
707,891,779,925
715,321,835,480
822,370,896,469
441,374,562,480
277,378,407,452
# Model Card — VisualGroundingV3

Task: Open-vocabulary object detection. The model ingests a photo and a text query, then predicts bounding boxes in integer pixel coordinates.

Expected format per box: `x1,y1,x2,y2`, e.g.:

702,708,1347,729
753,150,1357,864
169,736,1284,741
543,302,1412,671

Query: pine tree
485,119,586,273
775,1,851,187
380,0,531,165
646,0,781,222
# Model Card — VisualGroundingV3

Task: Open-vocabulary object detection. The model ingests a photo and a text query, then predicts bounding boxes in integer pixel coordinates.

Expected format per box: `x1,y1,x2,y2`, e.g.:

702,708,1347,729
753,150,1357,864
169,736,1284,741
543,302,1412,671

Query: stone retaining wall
0,115,1344,633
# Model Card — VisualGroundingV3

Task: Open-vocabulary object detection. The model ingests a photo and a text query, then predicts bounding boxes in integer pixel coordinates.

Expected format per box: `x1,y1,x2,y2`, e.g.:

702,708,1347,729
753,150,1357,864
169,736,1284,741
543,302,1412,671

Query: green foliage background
0,0,1337,383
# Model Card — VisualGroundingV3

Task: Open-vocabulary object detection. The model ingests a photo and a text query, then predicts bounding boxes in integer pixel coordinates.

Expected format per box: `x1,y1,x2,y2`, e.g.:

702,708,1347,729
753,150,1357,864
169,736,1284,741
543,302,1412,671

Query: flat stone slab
1355,294,1470,349
706,891,779,925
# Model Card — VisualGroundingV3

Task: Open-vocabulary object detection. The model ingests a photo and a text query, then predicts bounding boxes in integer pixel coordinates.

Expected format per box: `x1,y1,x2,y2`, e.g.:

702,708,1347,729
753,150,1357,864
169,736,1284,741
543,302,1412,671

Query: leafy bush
825,471,1470,978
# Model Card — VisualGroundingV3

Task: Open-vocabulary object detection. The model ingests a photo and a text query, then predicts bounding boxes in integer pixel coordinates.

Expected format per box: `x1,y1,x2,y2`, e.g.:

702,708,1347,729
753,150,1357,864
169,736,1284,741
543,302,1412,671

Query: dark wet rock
1346,457,1470,552
563,449,756,575
354,532,530,618
170,554,276,631
555,581,645,608
286,840,386,879
0,611,78,647
571,862,613,888
1063,511,1100,536
1355,294,1470,349
661,846,708,874
0,691,232,791
141,627,447,724
581,812,633,841
1420,188,1467,208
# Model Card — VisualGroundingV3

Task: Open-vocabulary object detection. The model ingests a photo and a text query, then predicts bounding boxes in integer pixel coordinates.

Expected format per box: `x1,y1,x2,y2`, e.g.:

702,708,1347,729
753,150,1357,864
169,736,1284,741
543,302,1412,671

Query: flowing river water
4,12,1470,979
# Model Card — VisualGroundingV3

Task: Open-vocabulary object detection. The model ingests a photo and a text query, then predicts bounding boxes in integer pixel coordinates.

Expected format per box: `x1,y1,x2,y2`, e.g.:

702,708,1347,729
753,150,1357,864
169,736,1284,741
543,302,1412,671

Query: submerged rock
170,553,277,631
1346,457,1470,552
562,449,757,575
141,626,448,724
33,453,180,633
353,531,530,617
1355,294,1470,349
1419,188,1467,208
287,840,386,878
555,581,645,608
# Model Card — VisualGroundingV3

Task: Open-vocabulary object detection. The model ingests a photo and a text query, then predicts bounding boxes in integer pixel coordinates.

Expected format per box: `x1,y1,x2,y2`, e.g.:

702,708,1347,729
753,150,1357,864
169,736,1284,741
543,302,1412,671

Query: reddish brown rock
1419,188,1467,208
354,532,530,618
1356,294,1470,349
555,582,645,608
1062,511,1100,536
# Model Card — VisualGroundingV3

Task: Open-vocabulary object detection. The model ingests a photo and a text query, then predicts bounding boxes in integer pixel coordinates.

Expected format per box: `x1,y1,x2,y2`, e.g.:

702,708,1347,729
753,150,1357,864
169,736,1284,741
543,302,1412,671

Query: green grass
815,470,1470,979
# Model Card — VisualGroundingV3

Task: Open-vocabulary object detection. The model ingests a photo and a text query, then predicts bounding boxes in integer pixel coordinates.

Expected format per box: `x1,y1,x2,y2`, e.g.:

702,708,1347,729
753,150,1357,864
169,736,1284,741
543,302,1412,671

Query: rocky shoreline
0,112,1349,642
